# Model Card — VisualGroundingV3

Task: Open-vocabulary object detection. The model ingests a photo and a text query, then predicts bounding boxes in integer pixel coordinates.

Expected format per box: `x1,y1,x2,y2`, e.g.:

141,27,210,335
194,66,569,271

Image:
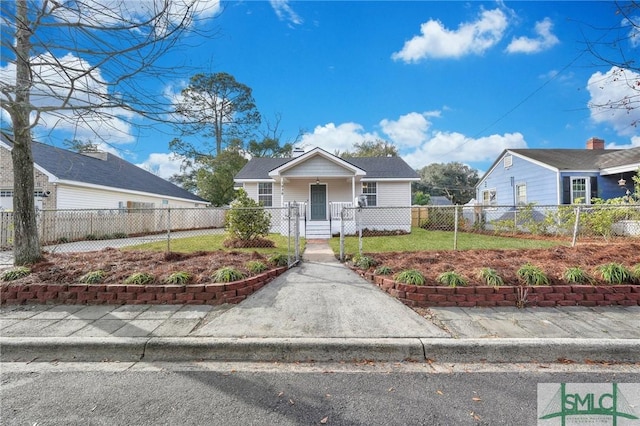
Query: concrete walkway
1,241,639,363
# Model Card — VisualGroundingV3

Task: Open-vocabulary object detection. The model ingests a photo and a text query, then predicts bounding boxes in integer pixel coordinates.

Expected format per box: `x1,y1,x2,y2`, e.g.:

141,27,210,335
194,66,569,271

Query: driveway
192,242,449,338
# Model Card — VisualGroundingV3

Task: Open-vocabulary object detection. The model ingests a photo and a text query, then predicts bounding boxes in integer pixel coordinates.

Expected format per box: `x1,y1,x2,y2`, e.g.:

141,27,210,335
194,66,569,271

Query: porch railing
330,202,353,219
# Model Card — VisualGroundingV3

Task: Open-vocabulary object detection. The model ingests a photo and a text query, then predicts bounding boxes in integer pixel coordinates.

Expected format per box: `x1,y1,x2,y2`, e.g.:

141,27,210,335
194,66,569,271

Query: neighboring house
234,147,420,238
0,133,208,211
429,196,454,206
476,137,640,207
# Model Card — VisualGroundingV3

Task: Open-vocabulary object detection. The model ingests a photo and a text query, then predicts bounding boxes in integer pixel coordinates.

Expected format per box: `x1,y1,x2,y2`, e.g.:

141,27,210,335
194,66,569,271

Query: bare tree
0,0,218,265
584,2,640,129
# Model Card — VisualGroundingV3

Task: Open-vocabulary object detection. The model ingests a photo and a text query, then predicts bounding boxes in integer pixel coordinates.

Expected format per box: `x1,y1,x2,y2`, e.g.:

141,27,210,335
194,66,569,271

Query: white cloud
605,135,640,150
379,112,434,149
270,0,303,26
298,112,528,170
0,53,135,144
623,16,640,48
587,67,640,136
401,131,528,169
298,122,380,154
506,17,559,54
136,152,186,179
391,8,508,62
49,0,220,29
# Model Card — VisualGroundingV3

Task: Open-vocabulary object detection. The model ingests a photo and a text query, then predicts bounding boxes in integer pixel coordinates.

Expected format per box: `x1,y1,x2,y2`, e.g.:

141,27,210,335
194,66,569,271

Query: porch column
351,176,355,203
280,177,284,207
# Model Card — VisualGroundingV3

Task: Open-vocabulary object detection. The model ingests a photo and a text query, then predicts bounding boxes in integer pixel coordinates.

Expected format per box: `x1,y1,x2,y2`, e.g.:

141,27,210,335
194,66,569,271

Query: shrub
164,271,191,285
477,267,504,287
79,270,106,284
374,265,393,275
352,255,377,269
112,232,128,239
562,267,594,285
597,263,632,284
394,269,426,285
1,266,31,281
516,263,549,286
633,264,640,284
246,260,268,274
212,267,245,283
57,236,69,244
85,234,98,240
437,271,468,287
225,189,271,242
268,253,289,267
124,272,154,285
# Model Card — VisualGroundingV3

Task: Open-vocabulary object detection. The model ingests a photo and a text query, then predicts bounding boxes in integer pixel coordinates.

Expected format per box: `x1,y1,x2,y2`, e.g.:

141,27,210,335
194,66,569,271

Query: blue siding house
476,138,640,206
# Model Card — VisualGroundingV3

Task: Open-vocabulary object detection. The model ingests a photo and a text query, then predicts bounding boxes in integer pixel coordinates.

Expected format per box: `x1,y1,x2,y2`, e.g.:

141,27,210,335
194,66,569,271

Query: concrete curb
0,337,147,362
143,337,426,362
421,338,640,363
1,337,638,363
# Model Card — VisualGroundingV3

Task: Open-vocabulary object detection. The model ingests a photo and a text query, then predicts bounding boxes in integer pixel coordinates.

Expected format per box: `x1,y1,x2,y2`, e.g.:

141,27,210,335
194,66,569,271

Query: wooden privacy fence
0,208,227,248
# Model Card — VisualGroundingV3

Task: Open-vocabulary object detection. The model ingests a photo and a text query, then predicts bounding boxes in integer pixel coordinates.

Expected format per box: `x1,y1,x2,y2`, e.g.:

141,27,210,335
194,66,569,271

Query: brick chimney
586,137,605,150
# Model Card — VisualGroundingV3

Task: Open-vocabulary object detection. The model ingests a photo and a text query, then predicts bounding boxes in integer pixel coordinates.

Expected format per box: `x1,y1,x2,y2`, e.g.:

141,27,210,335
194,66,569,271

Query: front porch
277,201,354,239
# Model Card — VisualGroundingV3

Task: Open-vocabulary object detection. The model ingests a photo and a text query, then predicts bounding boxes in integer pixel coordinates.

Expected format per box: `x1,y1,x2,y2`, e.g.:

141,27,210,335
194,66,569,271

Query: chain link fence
1,205,302,266
341,204,640,258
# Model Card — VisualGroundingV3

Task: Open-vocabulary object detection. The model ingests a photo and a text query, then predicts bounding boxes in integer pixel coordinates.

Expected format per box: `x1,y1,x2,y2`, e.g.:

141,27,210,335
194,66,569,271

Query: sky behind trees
2,1,638,179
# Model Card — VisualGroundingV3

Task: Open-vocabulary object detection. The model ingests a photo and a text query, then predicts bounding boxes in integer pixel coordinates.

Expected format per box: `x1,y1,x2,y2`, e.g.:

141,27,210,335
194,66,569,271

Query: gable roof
508,148,623,170
1,135,206,203
235,149,419,181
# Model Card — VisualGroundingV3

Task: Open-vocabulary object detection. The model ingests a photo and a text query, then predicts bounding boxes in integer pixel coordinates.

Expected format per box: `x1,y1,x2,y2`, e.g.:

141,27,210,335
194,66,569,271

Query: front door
310,184,326,220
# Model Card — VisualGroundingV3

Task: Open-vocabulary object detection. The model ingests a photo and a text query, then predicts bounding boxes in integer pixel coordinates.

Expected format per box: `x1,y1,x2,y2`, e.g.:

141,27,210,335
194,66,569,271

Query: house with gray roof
476,137,640,207
0,134,207,211
234,147,420,238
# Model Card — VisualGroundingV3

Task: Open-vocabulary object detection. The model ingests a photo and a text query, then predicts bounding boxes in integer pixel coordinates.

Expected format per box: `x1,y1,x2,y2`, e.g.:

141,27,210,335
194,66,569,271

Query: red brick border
0,267,288,306
359,272,640,308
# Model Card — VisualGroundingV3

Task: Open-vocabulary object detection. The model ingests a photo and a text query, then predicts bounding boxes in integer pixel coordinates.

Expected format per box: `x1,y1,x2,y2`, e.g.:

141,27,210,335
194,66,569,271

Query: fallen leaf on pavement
320,416,328,424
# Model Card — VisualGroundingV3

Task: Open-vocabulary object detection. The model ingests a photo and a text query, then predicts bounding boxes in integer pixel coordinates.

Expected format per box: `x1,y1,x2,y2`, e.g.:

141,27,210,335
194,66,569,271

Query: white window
515,184,527,205
571,178,587,203
482,189,497,206
504,155,513,168
0,190,13,197
258,182,273,207
362,182,377,206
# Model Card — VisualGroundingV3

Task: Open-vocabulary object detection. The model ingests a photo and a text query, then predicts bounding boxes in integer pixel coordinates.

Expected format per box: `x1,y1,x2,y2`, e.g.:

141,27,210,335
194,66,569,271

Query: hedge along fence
0,267,288,306
358,271,640,308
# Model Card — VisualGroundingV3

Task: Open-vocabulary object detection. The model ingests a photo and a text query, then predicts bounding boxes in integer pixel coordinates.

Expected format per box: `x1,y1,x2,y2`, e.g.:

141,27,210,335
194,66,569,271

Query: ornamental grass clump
164,271,191,285
477,267,504,287
1,266,30,281
437,271,468,287
268,253,289,267
246,260,268,274
562,267,594,285
352,255,377,269
124,272,155,285
212,267,245,283
516,263,549,286
394,269,425,286
374,265,393,276
597,263,632,284
79,270,106,284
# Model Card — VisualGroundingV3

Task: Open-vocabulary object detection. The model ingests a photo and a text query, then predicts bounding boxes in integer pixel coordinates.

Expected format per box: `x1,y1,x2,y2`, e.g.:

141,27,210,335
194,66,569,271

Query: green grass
328,227,563,255
123,233,303,256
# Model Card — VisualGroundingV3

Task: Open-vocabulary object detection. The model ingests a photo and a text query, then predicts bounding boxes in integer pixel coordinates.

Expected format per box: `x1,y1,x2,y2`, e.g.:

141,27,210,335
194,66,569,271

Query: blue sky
2,1,639,179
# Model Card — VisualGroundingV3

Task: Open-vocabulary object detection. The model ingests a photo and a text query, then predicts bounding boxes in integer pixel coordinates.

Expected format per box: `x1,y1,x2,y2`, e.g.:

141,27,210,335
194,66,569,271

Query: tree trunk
11,0,42,265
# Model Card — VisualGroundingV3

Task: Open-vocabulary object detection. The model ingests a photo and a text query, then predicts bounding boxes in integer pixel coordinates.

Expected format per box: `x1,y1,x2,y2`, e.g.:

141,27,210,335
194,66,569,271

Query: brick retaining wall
359,271,640,308
0,267,288,306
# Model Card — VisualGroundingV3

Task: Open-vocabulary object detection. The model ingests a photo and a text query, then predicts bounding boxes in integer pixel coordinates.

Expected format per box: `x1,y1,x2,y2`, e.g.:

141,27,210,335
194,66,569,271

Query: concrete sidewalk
1,241,639,364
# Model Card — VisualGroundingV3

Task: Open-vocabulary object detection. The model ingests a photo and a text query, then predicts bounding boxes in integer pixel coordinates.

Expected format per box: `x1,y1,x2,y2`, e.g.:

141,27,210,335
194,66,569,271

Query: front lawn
328,227,564,255
125,233,303,256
